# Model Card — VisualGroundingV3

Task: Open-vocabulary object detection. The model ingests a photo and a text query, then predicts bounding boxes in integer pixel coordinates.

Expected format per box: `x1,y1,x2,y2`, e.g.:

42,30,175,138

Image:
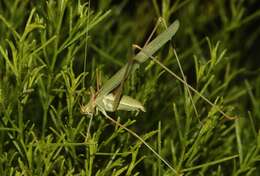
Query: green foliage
0,0,260,175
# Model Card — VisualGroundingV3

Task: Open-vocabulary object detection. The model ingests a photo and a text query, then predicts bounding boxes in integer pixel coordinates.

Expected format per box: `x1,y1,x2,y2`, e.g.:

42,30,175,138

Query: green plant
0,0,260,175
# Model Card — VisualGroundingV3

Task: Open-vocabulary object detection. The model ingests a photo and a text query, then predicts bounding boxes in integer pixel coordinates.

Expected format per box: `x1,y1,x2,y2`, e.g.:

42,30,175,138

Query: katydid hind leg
103,17,170,112
133,44,236,120
169,41,199,119
112,47,135,111
151,18,199,119
112,17,168,112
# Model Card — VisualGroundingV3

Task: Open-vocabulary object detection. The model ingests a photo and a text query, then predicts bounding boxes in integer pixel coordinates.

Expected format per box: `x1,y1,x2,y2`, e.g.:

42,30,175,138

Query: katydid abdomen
97,93,145,112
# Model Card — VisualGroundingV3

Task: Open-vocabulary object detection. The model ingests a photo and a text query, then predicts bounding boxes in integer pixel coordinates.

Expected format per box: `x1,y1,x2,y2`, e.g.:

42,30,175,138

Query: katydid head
80,101,95,117
80,87,97,117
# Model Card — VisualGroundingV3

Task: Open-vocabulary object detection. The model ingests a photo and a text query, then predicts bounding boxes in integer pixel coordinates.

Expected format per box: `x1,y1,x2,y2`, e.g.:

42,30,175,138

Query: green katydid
80,19,181,174
80,19,180,116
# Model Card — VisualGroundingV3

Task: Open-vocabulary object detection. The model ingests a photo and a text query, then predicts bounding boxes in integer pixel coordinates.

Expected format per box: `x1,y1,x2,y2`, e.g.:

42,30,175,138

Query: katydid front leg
99,108,178,175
